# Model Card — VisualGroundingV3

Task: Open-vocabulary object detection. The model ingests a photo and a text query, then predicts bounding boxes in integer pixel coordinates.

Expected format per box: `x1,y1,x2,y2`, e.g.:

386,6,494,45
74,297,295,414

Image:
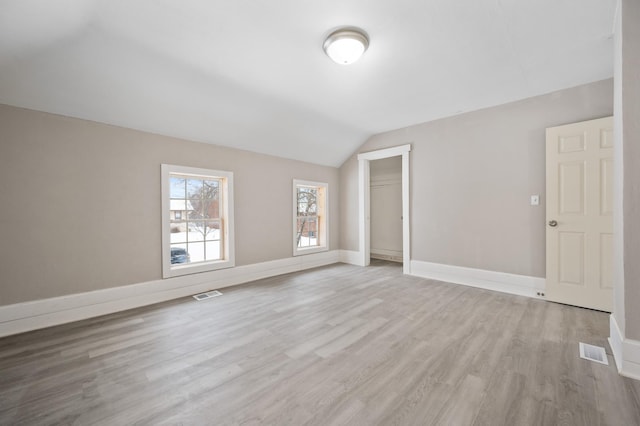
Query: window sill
163,259,235,279
293,246,328,257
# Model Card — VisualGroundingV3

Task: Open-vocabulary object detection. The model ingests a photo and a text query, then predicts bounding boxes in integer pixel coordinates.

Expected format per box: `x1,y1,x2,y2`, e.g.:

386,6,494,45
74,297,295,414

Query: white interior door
545,116,613,312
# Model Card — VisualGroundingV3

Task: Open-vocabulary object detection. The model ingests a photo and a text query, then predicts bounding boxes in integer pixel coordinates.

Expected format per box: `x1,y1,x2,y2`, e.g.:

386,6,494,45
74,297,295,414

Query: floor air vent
579,342,609,365
192,290,223,301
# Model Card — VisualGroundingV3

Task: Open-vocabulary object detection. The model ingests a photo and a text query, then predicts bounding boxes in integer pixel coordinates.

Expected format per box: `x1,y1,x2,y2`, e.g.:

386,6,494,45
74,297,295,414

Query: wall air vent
579,342,609,365
192,290,223,301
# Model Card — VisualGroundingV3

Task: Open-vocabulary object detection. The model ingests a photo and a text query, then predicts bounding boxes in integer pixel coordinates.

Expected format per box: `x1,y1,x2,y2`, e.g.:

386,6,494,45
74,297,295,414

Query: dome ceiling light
323,27,369,65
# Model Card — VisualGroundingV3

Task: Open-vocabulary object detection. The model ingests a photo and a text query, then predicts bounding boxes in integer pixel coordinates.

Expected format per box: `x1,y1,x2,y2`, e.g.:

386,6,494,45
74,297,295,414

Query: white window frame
293,179,329,256
161,164,235,278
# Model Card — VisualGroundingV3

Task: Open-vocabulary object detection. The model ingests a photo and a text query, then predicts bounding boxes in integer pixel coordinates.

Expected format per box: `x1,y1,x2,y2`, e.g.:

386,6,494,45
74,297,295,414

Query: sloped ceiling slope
0,0,615,166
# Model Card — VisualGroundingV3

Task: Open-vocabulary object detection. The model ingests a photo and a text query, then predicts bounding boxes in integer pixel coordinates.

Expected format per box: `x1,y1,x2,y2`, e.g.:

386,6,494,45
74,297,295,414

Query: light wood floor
1,260,639,425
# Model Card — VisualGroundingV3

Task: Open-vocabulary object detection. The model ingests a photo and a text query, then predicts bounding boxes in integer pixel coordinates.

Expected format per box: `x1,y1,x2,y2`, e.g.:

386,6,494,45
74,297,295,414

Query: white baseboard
0,250,340,338
370,248,403,263
370,254,403,263
410,260,546,299
339,250,365,266
609,315,640,380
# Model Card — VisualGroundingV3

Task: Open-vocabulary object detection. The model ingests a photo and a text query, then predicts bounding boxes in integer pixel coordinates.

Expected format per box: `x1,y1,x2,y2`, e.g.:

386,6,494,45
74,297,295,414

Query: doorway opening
370,157,403,263
357,144,411,274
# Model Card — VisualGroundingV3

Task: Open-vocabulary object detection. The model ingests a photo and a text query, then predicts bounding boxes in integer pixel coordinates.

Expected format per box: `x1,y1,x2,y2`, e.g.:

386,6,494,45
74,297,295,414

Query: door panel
558,232,585,285
546,116,613,312
559,161,586,214
559,133,586,153
600,158,613,215
600,128,614,148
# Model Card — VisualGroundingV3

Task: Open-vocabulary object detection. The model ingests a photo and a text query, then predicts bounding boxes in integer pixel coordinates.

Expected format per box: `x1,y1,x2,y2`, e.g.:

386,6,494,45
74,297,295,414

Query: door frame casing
357,144,411,274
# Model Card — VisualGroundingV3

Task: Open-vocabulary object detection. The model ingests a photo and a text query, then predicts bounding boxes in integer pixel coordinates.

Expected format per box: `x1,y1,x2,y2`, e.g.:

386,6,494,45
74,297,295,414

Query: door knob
548,220,558,227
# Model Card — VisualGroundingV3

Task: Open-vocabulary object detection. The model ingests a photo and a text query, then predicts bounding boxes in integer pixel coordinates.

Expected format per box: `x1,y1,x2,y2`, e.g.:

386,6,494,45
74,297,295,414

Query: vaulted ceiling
0,0,616,166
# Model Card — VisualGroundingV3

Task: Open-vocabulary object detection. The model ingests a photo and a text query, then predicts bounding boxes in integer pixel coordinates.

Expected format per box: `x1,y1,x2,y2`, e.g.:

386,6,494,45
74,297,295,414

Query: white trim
609,315,640,380
410,260,546,299
357,144,411,161
358,144,411,273
161,164,235,278
0,251,340,338
401,151,410,274
370,248,403,258
610,314,624,373
371,254,403,263
292,179,329,257
339,249,365,266
358,159,371,267
370,248,403,263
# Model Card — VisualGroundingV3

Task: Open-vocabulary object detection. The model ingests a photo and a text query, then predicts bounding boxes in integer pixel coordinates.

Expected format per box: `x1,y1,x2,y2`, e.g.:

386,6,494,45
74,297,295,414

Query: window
162,164,234,278
293,180,328,256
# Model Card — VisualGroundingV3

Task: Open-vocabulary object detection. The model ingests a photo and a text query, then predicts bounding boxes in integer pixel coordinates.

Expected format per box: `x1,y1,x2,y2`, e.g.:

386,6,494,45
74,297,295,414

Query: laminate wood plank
301,337,430,422
314,317,388,358
272,290,336,313
473,368,533,425
284,317,365,359
160,354,318,424
145,328,270,381
325,298,383,326
433,374,486,425
1,260,638,425
321,397,365,426
380,379,455,426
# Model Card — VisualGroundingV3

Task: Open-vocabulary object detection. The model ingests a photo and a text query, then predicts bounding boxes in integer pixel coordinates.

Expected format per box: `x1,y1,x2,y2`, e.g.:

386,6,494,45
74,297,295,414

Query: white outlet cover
530,195,540,206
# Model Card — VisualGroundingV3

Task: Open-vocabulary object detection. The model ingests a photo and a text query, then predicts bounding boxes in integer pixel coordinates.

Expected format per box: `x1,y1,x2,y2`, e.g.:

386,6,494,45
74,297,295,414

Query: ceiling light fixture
323,27,369,65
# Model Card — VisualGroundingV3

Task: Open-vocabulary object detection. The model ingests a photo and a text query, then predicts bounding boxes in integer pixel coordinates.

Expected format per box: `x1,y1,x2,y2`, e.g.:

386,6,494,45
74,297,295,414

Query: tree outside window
293,180,328,255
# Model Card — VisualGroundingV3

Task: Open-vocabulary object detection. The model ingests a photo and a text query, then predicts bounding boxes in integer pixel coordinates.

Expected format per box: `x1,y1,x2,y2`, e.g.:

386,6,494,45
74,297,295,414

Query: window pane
188,221,206,242
307,217,318,247
205,221,221,241
170,199,192,219
205,241,221,261
170,177,186,199
187,179,203,198
191,198,220,219
297,216,318,248
297,202,308,215
170,224,188,243
170,244,190,265
187,241,205,263
297,187,317,216
202,180,220,199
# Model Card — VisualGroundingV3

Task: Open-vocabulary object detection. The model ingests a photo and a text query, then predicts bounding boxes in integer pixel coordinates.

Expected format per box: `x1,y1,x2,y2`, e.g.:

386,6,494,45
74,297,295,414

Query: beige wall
0,105,339,306
339,161,360,254
340,79,613,278
0,78,623,311
621,0,640,340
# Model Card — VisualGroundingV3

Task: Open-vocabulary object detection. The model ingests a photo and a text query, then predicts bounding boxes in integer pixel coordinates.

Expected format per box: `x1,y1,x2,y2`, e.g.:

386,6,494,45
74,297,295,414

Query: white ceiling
0,0,616,167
